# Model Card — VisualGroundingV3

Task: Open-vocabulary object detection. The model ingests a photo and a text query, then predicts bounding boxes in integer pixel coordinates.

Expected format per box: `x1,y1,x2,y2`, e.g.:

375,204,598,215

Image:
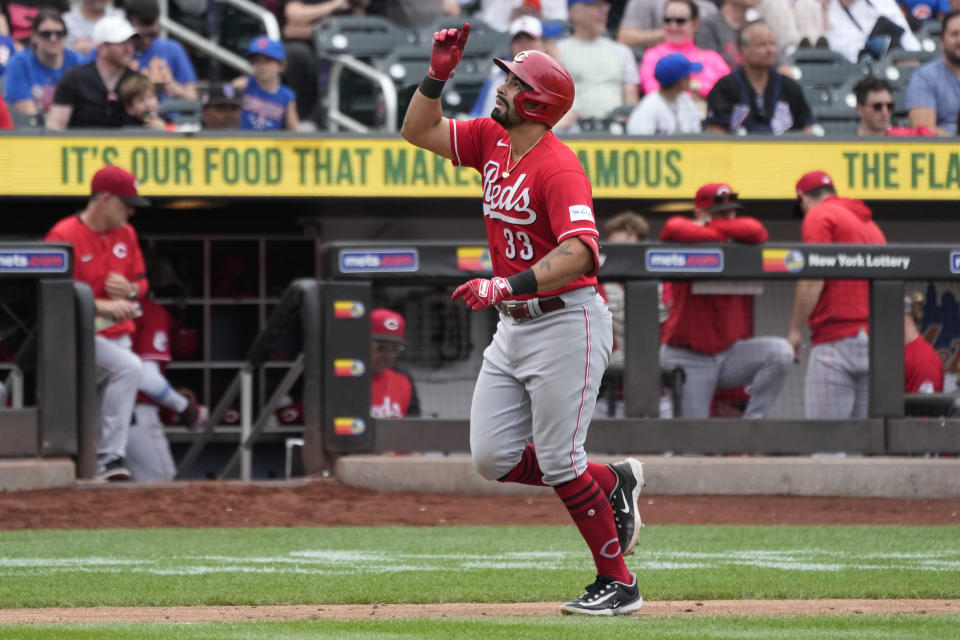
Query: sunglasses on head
37,29,67,40
868,102,894,112
663,17,689,25
711,192,738,205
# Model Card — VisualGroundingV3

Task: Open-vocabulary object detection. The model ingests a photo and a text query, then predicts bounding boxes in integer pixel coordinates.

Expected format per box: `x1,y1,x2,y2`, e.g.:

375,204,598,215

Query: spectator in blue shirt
4,9,83,117
0,34,15,79
900,0,949,22
125,0,197,101
906,10,960,135
233,36,298,130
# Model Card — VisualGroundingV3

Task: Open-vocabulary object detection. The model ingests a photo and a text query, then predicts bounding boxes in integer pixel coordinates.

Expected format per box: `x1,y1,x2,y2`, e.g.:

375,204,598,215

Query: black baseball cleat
608,457,645,556
560,574,643,616
96,458,131,482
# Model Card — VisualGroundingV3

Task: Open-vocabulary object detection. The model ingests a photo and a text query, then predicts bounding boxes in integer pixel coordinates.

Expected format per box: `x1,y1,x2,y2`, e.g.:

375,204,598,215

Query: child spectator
4,9,83,117
626,53,703,134
233,36,298,130
117,72,168,130
200,83,242,129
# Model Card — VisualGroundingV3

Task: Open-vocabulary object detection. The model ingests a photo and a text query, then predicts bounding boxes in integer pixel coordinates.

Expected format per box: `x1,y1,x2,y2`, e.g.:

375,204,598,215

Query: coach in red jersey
660,183,793,418
788,170,887,419
369,308,419,419
401,25,644,616
45,165,149,481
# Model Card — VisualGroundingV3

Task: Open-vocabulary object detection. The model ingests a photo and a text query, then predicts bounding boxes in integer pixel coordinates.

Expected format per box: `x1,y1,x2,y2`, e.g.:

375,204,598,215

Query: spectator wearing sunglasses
63,0,125,56
4,9,83,117
369,308,420,419
659,182,793,419
639,0,730,99
617,0,718,50
126,0,197,101
854,76,936,136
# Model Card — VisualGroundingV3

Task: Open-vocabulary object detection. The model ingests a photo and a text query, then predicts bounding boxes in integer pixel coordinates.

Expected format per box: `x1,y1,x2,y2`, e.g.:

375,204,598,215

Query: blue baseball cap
654,53,702,87
246,36,285,62
568,0,601,7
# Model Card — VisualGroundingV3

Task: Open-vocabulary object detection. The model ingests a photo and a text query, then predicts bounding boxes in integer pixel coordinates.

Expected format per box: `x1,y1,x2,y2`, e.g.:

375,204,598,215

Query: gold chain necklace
502,132,546,179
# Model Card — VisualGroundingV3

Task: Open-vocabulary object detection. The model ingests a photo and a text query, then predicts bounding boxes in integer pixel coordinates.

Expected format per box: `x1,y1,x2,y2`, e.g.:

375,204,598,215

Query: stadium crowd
0,0,956,134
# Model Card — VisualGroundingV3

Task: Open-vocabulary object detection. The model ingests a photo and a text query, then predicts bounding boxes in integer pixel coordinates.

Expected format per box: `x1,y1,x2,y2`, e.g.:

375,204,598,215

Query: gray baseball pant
804,332,870,419
94,334,142,464
470,287,612,486
127,404,176,482
660,337,794,418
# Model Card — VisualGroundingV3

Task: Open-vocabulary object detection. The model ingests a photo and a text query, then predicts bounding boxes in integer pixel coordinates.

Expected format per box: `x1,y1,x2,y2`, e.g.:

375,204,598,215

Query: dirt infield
1,477,959,530
1,600,958,623
2,478,958,624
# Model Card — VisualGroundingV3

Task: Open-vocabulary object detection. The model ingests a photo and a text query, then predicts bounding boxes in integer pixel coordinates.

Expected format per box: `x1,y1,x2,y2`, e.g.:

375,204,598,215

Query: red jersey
0,95,12,130
904,335,943,393
660,216,768,354
371,368,419,418
449,118,601,300
45,214,147,339
132,299,172,405
133,299,172,364
802,196,886,345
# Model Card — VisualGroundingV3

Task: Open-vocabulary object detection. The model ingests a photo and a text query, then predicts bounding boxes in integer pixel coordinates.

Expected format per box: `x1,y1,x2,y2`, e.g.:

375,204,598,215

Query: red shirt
0,95,12,130
802,196,886,345
132,299,172,405
371,368,417,418
660,215,768,354
449,118,600,300
45,214,147,339
905,335,943,393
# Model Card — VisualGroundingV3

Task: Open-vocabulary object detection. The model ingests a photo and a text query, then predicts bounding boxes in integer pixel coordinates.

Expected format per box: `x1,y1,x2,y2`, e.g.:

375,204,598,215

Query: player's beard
491,98,522,128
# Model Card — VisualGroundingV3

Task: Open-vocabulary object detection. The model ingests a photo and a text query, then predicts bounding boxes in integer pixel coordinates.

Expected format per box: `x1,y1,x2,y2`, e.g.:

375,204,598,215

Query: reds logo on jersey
113,242,128,259
481,162,537,225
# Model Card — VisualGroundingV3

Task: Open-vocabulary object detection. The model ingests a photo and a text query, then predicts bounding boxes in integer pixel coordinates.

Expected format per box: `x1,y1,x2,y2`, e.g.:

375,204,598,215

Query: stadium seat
314,15,407,60
158,99,203,129
376,44,434,89
788,49,871,90
419,17,508,60
10,110,43,129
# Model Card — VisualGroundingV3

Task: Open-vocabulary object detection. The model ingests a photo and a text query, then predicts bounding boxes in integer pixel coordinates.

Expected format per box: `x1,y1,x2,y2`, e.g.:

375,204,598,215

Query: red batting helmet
493,50,574,128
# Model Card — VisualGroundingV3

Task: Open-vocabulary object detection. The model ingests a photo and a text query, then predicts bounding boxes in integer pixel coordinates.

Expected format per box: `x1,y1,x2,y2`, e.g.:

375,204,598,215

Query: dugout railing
0,243,101,474
322,240,960,458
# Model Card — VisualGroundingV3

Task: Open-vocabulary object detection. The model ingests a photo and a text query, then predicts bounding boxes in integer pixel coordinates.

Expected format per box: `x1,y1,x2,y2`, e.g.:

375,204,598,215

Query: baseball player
788,170,887,419
660,183,793,418
904,294,944,394
45,165,149,481
369,308,420,419
401,24,644,616
128,297,206,481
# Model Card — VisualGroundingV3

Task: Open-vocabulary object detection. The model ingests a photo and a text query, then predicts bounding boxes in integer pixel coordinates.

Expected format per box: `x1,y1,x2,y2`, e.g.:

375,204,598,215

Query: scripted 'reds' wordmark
645,249,724,272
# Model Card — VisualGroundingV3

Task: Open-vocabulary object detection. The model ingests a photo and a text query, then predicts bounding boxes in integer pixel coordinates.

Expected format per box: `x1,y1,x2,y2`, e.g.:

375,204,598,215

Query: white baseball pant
660,336,794,418
470,287,612,486
127,403,176,482
804,331,870,419
94,334,142,464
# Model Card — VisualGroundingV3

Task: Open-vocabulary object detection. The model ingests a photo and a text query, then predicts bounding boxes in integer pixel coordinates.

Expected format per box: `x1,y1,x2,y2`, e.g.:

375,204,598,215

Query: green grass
2,616,960,640
1,525,958,608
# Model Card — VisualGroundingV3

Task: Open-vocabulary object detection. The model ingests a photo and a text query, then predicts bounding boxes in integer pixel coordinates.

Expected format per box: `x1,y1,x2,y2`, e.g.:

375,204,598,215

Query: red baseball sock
498,444,547,486
499,444,617,496
554,472,631,584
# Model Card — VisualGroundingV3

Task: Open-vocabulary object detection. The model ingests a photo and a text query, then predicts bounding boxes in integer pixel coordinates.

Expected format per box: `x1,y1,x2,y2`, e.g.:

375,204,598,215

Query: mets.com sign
0,249,69,273
645,249,724,272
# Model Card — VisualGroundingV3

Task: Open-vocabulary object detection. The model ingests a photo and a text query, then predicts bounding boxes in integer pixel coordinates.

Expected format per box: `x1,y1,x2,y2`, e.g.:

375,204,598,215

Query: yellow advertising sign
0,136,957,199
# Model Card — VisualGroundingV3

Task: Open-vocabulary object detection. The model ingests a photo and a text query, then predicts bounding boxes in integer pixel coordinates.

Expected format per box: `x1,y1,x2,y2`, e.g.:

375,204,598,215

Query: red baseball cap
90,165,150,207
694,183,742,213
795,170,834,198
371,308,405,343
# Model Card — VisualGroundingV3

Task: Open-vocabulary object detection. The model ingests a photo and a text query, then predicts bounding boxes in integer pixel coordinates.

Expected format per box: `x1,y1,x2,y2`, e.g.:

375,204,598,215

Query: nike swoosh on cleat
619,489,630,513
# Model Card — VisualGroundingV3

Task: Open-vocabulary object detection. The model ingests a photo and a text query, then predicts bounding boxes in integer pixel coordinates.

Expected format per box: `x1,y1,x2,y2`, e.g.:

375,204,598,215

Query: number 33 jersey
449,118,601,300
